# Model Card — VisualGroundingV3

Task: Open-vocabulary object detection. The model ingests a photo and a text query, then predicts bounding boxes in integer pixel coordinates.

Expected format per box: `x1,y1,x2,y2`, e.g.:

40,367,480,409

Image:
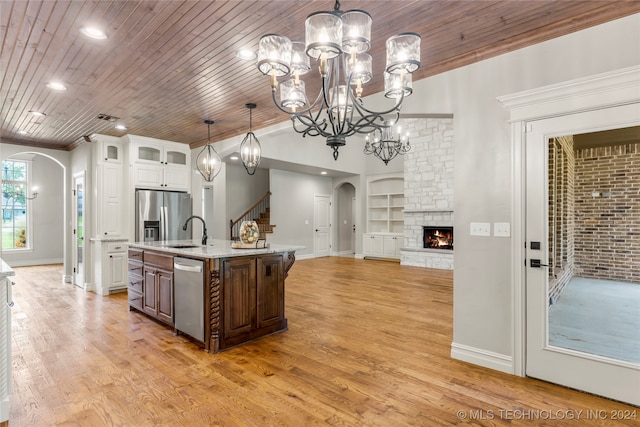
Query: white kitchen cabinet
93,240,128,295
100,138,123,164
129,136,190,190
97,163,124,237
94,135,125,238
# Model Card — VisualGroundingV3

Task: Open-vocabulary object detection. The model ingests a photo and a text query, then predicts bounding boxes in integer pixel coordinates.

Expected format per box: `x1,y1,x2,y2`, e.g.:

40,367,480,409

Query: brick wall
401,116,454,269
574,142,640,283
548,136,575,304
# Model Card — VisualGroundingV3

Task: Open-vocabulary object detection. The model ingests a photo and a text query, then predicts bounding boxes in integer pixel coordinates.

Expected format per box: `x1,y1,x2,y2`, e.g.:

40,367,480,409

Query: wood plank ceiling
1,1,639,151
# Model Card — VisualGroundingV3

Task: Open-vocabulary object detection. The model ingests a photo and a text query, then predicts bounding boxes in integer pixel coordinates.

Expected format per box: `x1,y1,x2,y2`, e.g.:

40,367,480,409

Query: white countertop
0,259,15,278
128,239,303,259
89,237,129,242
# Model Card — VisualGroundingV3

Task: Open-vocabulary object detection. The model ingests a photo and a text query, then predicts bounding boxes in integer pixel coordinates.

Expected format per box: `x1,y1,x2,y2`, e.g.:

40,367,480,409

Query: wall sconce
3,186,38,201
25,186,38,200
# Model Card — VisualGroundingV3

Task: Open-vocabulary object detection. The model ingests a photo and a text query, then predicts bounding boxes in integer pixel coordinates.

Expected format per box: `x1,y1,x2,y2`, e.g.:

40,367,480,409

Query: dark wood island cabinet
127,240,299,353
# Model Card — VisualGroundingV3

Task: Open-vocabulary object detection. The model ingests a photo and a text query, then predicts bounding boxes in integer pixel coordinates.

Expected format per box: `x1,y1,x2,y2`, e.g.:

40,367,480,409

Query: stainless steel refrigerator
135,190,192,242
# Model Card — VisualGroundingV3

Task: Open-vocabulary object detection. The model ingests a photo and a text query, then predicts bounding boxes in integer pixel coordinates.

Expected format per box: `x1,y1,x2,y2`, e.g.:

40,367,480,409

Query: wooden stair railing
229,191,275,241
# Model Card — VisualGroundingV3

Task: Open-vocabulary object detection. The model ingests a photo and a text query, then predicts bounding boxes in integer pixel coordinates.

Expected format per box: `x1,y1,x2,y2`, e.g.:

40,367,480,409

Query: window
2,160,31,250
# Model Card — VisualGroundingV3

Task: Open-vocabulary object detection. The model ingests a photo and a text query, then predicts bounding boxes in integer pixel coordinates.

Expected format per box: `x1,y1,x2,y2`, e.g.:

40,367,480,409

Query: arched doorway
335,182,356,257
0,151,68,282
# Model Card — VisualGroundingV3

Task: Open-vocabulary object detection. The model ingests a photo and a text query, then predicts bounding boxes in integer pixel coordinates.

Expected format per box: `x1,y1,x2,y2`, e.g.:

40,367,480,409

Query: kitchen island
127,239,301,353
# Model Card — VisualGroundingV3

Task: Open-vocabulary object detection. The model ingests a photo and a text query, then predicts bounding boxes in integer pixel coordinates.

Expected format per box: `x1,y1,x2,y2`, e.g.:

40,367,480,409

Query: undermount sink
166,244,201,249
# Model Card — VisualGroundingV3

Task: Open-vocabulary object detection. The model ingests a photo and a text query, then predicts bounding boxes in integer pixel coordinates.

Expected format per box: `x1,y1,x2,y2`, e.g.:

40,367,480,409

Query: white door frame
499,66,640,402
72,171,86,288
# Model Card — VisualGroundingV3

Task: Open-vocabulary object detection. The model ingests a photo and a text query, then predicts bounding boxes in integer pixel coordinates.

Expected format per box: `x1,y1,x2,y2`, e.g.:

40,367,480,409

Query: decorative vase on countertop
239,221,260,244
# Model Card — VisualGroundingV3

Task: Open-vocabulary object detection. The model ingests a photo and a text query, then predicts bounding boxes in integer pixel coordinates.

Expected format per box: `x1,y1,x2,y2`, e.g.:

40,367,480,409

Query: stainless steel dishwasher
173,257,205,342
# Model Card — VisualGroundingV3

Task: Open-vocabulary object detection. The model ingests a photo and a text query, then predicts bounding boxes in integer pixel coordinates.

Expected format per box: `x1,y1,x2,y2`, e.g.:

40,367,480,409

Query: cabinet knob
109,255,113,258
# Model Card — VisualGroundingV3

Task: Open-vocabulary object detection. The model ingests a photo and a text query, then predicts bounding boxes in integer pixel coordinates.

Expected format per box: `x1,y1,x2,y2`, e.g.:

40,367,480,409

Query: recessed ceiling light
17,130,30,135
80,26,107,40
236,49,257,61
29,110,46,117
230,156,239,161
46,82,67,91
115,124,127,130
320,171,328,175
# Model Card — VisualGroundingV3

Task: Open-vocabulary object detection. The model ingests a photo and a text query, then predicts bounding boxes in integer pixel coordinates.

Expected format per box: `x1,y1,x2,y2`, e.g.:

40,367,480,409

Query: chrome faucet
183,215,208,245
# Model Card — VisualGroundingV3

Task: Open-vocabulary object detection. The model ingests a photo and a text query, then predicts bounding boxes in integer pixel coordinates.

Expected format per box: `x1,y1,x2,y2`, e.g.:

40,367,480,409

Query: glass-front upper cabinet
98,137,122,164
165,149,187,166
134,143,188,166
137,145,161,163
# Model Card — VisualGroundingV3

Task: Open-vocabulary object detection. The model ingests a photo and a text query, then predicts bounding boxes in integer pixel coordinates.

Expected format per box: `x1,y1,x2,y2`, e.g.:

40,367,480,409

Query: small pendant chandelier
196,119,222,181
240,103,261,175
364,122,410,165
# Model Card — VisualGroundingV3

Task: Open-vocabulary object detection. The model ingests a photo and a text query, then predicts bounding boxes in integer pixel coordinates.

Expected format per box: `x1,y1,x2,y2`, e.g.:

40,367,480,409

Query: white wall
0,143,71,277
269,169,332,258
226,162,270,223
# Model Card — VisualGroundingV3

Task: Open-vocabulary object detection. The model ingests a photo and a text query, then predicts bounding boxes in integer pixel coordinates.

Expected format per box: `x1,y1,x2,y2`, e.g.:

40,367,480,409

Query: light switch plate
494,222,511,237
470,222,491,236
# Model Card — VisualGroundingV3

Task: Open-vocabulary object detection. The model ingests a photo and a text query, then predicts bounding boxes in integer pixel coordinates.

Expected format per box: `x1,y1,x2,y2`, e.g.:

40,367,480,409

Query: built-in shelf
366,174,404,234
364,174,404,259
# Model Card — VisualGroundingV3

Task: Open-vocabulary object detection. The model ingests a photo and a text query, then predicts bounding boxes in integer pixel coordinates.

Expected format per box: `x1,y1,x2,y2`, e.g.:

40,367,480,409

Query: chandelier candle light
196,119,222,181
240,103,262,175
257,0,420,161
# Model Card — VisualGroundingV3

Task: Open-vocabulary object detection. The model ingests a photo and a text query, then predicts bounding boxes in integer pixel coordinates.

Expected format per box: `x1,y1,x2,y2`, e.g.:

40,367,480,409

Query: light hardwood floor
8,259,638,426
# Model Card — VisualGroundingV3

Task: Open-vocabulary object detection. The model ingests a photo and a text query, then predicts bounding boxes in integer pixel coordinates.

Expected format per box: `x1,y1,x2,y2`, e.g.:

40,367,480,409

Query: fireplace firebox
423,226,454,250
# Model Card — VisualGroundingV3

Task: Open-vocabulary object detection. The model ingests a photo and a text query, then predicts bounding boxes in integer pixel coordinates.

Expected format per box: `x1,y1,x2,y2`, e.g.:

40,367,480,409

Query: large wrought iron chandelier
257,0,420,160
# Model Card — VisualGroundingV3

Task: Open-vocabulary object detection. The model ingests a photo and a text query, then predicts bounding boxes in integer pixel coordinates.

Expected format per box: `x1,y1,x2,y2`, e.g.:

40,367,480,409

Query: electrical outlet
470,222,491,236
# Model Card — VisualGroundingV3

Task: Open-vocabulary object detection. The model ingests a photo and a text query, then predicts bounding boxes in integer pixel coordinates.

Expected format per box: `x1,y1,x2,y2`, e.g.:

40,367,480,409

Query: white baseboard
450,342,513,374
295,253,315,260
6,258,63,267
332,250,355,257
62,274,72,283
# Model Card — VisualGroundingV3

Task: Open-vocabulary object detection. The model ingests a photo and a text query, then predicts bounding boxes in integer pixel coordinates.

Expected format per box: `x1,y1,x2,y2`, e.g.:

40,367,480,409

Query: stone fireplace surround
403,210,454,269
400,115,454,270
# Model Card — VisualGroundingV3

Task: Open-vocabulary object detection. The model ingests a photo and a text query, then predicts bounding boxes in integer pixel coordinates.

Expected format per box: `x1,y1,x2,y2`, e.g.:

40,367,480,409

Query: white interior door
314,195,331,258
525,104,640,405
73,173,85,288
